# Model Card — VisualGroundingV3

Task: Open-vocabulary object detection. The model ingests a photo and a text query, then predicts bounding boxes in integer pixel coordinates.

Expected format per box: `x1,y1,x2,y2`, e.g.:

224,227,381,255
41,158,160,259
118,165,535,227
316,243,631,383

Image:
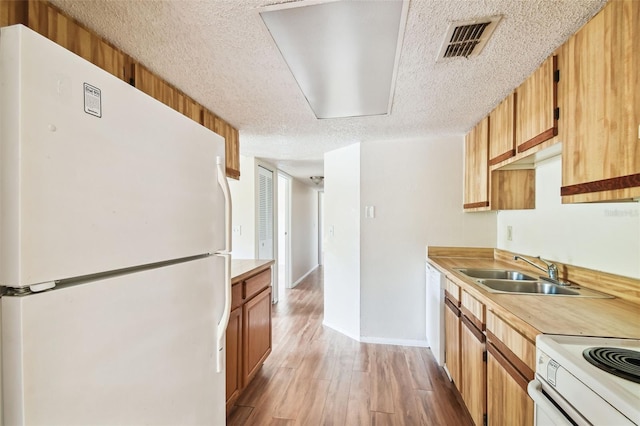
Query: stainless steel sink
477,279,579,295
453,268,612,298
455,268,537,281
474,278,612,298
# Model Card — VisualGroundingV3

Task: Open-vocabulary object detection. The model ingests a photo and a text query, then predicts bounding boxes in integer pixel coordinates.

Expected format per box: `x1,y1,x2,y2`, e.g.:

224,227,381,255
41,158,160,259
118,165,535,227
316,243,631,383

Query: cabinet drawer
486,310,535,374
231,283,243,310
244,268,271,301
445,279,461,303
461,290,485,327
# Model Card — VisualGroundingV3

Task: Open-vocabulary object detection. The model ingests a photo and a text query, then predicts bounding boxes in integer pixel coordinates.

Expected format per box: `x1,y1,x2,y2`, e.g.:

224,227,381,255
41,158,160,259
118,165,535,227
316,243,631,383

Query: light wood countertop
231,259,275,284
428,248,640,341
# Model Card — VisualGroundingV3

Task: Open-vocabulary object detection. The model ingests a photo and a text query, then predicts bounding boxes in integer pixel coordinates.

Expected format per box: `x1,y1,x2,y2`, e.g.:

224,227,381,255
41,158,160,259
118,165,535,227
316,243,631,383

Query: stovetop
536,334,640,424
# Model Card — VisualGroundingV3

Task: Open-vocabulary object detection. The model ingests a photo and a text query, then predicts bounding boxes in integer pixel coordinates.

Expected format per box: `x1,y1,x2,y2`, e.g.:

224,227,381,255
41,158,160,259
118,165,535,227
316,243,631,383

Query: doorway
277,172,291,298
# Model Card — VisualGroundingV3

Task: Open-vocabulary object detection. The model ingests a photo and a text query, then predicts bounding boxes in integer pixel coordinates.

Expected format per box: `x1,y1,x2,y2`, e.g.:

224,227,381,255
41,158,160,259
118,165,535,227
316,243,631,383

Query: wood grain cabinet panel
464,117,490,210
225,307,242,413
489,93,517,165
25,1,130,81
202,110,241,180
559,0,640,202
243,286,272,385
485,310,535,426
487,347,534,426
516,55,558,152
444,297,462,389
0,1,28,28
460,316,486,426
226,265,272,416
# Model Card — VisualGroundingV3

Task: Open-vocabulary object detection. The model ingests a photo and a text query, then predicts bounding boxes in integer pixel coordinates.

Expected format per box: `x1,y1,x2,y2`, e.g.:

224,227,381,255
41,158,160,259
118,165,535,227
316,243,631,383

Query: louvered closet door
258,166,274,260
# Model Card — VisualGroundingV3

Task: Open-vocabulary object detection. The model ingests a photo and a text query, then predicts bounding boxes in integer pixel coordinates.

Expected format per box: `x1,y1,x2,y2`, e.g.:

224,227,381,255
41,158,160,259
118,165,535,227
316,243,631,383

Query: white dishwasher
426,262,445,366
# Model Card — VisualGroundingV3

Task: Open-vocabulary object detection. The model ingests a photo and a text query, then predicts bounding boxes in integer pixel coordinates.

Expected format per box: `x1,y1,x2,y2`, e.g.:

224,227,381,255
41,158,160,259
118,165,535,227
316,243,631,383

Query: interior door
258,166,274,261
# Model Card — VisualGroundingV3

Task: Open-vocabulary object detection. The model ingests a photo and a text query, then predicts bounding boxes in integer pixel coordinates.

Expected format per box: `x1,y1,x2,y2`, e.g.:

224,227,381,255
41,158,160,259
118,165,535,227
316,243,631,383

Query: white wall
323,144,361,340
290,178,319,285
359,137,497,343
229,155,256,259
498,155,640,279
323,137,497,344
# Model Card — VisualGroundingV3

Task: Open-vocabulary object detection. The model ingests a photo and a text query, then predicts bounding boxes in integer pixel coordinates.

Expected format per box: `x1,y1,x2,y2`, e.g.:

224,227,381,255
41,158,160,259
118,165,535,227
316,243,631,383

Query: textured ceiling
50,0,607,184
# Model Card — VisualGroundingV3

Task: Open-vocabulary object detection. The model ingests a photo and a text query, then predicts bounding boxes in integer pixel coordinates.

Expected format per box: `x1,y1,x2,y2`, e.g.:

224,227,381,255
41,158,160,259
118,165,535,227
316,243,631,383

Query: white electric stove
528,334,640,425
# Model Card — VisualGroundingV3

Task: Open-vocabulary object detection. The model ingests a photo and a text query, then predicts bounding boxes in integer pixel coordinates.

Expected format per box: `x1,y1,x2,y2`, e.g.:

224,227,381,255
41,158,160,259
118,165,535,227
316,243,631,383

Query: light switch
365,206,375,218
232,225,242,236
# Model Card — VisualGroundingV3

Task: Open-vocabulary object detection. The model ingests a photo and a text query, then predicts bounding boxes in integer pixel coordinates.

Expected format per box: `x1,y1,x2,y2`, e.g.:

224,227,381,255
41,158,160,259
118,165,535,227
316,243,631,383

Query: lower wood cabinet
444,279,462,387
487,344,534,426
444,296,462,387
485,310,535,426
225,266,273,414
225,307,242,412
243,286,272,385
460,309,486,426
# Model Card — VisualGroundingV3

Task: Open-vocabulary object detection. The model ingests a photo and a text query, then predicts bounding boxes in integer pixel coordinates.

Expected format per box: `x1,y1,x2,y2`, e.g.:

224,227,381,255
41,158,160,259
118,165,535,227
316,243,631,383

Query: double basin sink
454,268,610,298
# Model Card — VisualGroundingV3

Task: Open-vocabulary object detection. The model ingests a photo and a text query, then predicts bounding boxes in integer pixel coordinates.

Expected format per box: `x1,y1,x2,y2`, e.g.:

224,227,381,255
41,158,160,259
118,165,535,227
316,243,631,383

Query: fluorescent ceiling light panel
260,0,407,119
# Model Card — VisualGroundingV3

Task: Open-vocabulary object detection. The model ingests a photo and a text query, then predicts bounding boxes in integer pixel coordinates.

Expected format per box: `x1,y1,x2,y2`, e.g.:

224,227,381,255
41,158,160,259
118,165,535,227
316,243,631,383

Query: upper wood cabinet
558,0,640,202
464,117,490,210
133,63,178,108
516,55,558,153
202,110,241,180
6,1,131,81
1,1,27,28
489,93,517,165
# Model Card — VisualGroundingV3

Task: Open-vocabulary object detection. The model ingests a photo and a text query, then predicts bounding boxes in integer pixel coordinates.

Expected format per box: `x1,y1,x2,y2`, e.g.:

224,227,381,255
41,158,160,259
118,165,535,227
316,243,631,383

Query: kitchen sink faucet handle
536,256,558,280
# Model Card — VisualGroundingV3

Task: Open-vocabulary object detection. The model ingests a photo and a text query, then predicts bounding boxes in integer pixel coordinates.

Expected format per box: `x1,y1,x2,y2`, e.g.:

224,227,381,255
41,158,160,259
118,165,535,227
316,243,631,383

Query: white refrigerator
0,25,232,425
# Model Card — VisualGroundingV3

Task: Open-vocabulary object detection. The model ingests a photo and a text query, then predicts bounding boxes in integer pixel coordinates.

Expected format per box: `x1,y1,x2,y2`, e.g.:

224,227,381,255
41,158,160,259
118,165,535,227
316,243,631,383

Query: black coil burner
583,347,640,384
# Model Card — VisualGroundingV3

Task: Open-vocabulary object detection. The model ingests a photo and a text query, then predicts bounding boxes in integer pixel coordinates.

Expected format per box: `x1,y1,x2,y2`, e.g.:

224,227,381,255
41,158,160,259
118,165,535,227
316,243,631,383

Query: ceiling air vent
437,16,501,61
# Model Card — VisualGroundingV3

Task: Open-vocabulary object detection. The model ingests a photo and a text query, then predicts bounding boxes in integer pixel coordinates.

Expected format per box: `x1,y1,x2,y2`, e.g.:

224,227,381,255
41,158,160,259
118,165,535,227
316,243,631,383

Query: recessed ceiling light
260,0,409,119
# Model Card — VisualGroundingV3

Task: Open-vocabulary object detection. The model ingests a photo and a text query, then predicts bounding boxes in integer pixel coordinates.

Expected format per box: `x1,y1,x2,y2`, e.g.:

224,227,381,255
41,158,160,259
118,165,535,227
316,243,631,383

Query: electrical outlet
232,225,242,236
507,225,513,241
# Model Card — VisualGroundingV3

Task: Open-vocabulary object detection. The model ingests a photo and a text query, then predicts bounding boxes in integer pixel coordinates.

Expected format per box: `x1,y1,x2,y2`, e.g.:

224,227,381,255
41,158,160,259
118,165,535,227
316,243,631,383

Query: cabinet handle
461,314,485,342
487,342,529,391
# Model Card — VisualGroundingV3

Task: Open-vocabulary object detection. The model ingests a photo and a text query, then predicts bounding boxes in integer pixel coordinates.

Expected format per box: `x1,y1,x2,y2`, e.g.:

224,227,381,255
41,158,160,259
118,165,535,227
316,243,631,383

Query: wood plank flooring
228,267,474,426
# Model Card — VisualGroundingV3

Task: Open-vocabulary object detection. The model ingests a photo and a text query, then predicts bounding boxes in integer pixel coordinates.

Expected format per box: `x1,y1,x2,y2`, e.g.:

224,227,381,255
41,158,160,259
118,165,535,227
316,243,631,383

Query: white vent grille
437,16,502,61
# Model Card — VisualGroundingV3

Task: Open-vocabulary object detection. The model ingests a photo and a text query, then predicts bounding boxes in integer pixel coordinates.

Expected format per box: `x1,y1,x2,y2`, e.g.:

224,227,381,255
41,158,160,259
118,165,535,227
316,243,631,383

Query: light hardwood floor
228,267,474,425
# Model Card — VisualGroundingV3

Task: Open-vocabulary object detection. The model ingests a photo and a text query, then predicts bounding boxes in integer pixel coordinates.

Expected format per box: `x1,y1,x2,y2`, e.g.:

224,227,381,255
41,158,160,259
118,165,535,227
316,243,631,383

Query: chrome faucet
514,255,559,280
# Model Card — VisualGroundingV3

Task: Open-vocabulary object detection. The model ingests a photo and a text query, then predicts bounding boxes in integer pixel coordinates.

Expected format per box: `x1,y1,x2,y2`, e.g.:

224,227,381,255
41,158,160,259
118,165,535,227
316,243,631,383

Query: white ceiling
50,0,607,184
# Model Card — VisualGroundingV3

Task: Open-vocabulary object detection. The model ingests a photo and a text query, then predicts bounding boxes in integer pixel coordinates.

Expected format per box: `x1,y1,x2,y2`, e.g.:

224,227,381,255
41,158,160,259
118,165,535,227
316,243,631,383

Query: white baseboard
322,321,361,342
291,264,319,288
359,336,429,348
320,322,429,348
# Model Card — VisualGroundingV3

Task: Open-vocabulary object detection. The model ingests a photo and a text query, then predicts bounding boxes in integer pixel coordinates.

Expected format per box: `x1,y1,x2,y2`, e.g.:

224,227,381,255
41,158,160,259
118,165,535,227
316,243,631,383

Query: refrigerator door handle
215,156,232,373
214,252,231,373
216,156,232,254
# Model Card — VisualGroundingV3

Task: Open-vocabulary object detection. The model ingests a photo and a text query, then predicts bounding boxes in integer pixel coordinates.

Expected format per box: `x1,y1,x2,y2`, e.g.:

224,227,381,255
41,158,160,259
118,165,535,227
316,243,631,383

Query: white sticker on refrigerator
83,83,102,117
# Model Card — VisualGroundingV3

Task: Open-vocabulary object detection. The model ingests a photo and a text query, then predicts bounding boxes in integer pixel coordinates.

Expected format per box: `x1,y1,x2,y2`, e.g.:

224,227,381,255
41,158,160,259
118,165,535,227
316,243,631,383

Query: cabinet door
26,1,130,82
225,307,242,413
444,299,462,388
202,110,241,180
243,286,272,385
464,117,490,210
489,93,517,165
132,63,178,110
0,1,27,27
516,55,558,152
461,316,486,426
559,0,640,202
487,344,534,426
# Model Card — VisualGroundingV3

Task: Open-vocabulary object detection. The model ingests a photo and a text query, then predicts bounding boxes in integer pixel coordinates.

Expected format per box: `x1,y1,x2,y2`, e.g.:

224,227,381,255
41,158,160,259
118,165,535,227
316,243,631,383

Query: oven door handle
528,379,574,425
